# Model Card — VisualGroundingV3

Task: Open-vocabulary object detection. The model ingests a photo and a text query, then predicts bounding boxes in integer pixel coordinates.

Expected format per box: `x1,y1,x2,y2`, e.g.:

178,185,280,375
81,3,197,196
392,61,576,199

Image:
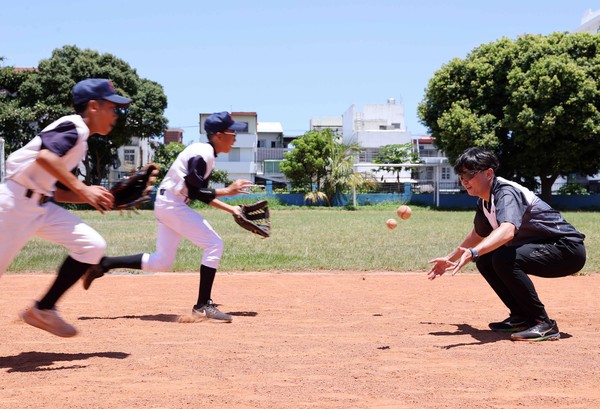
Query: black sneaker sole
511,332,560,342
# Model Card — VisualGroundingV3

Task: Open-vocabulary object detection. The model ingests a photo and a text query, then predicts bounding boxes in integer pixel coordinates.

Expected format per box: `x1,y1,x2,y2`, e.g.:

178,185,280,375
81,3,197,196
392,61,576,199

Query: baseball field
1,207,599,408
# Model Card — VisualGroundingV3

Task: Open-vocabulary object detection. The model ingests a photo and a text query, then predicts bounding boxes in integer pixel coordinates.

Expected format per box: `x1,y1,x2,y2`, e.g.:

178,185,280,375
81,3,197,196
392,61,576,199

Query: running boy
0,78,131,337
83,112,252,322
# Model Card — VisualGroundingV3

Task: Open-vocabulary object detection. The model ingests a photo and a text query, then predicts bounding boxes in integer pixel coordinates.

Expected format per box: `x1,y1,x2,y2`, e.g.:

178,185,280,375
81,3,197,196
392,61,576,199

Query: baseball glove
233,200,271,238
111,164,160,210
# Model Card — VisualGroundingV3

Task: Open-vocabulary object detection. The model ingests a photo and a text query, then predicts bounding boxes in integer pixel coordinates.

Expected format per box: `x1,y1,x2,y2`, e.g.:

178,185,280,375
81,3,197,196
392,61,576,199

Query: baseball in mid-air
386,218,398,230
397,205,412,220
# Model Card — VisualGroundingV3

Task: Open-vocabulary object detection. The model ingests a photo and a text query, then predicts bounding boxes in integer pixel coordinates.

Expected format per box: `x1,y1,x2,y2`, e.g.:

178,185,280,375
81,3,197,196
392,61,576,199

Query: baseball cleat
82,264,105,290
511,319,560,342
488,316,528,332
20,306,78,337
192,300,232,322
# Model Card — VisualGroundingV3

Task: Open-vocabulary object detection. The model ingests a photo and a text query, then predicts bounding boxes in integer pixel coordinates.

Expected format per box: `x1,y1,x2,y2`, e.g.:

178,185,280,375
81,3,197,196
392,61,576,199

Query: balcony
256,148,289,162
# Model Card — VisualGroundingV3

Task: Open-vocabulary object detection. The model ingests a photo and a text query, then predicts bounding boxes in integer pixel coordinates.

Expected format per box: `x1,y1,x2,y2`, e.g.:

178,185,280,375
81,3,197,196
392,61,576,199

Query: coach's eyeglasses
458,170,482,182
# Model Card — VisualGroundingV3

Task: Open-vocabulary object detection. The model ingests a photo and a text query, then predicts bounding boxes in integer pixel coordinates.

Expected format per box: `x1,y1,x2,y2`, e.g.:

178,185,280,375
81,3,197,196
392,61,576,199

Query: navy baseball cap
72,78,132,106
204,111,246,134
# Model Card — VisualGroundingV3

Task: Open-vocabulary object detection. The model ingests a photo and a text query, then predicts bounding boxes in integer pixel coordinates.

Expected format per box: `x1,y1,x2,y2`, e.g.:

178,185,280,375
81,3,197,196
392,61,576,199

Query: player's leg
20,204,105,337
508,239,585,341
492,243,570,341
82,204,183,290
476,249,528,332
154,204,230,321
0,183,40,275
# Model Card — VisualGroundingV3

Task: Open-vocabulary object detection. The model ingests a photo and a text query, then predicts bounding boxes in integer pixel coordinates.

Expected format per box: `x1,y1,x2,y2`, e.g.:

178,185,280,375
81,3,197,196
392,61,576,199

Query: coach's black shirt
473,177,585,246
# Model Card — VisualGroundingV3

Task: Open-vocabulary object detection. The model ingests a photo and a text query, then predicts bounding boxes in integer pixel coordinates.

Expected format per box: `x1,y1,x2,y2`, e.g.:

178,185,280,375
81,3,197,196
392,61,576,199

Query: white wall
574,8,600,33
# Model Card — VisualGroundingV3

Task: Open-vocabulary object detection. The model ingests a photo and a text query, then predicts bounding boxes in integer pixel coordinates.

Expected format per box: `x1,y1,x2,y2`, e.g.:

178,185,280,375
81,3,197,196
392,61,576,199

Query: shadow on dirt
422,322,572,349
79,314,180,322
0,351,129,373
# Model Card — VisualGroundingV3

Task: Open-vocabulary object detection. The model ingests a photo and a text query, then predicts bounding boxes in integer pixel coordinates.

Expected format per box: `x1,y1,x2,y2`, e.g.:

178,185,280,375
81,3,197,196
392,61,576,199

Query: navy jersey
474,177,585,246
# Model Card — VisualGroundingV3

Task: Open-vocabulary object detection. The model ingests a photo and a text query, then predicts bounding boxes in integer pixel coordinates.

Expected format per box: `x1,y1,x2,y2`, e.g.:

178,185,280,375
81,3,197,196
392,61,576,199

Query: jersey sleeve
184,156,216,204
39,121,79,157
494,190,527,230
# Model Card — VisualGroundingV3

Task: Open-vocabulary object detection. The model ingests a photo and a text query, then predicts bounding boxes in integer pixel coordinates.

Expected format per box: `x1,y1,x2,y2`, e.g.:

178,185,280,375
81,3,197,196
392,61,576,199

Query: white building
309,116,343,134
342,98,415,185
110,136,155,183
199,112,257,182
574,8,600,33
257,122,284,148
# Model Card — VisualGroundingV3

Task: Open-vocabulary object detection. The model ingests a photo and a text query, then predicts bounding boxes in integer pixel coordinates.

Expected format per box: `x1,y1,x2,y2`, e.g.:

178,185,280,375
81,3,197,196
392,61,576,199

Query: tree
280,128,373,206
280,129,331,192
372,143,422,192
321,137,375,206
0,45,168,184
152,142,186,185
418,33,600,202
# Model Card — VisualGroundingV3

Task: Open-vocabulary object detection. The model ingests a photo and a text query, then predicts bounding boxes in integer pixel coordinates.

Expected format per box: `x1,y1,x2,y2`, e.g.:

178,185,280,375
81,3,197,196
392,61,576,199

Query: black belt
26,189,52,205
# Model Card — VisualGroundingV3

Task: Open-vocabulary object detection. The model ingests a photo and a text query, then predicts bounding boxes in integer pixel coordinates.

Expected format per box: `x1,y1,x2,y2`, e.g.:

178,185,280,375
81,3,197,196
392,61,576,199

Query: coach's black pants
476,238,586,323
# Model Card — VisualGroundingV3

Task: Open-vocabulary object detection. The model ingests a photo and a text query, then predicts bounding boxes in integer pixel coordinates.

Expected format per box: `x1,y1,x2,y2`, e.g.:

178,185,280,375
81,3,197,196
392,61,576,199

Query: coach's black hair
453,147,499,174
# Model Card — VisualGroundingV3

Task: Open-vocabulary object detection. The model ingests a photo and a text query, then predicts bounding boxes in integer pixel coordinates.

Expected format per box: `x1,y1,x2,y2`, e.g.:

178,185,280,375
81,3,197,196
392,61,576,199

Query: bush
557,183,589,196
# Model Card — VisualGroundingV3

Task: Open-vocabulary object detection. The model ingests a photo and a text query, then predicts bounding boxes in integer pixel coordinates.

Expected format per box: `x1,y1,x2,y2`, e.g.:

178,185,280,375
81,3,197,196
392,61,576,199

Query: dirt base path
0,272,598,408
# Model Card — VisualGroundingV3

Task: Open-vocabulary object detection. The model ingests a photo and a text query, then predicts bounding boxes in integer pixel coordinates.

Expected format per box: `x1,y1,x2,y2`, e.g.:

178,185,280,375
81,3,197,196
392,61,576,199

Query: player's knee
84,236,107,262
153,259,175,271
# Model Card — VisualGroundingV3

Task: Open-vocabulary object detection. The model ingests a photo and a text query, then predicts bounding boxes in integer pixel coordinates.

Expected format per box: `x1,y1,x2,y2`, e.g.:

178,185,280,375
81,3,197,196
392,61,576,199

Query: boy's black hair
453,147,499,174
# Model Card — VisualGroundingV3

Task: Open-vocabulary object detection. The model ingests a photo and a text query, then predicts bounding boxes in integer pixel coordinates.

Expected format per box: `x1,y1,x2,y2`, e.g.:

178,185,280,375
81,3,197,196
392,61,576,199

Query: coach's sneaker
511,319,560,342
20,306,78,337
488,315,528,333
82,264,105,290
192,300,232,322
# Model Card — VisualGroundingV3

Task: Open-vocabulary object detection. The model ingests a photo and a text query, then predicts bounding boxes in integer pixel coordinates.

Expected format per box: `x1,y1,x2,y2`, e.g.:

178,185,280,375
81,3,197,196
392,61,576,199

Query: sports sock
196,265,216,306
100,254,144,271
37,256,89,310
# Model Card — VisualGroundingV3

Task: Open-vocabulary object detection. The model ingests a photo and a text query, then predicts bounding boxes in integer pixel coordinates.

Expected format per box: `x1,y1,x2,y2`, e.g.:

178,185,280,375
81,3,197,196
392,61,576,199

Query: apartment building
342,98,414,185
110,136,155,182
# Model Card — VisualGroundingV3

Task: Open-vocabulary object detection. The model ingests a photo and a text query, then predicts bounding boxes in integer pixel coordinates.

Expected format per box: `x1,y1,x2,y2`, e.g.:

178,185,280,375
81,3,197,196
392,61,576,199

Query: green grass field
7,205,600,274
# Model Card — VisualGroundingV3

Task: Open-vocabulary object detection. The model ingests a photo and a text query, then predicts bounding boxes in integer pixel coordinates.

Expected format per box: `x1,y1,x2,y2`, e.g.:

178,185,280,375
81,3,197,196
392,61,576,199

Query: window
264,160,281,174
257,139,266,148
124,149,135,165
441,167,451,180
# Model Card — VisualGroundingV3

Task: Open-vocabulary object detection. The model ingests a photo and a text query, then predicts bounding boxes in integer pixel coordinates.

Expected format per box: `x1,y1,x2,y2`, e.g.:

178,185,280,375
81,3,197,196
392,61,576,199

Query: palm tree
305,133,375,206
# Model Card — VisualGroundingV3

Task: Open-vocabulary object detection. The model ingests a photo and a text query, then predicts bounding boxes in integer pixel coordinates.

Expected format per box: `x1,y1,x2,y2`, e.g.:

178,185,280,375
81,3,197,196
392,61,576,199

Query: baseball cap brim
104,94,132,106
228,121,246,131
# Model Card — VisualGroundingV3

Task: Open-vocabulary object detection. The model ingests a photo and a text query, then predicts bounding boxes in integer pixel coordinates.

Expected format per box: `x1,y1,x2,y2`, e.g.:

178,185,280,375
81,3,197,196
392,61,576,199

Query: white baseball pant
0,180,106,276
141,189,223,271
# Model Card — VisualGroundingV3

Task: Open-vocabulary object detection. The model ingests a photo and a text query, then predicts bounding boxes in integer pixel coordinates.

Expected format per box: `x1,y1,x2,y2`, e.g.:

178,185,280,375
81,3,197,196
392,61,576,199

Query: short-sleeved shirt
4,114,89,195
159,142,217,204
473,177,585,246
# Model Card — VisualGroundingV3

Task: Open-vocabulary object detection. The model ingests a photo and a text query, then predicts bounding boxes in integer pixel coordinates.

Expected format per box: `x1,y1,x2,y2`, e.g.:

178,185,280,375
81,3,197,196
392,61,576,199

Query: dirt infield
0,272,598,409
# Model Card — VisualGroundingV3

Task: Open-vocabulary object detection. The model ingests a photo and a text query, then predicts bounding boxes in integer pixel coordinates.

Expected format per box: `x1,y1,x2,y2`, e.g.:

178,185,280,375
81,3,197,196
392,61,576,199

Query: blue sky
1,1,597,144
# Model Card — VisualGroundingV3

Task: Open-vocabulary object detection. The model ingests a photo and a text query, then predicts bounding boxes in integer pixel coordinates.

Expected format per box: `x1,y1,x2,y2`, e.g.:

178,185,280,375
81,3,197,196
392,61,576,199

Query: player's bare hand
427,257,457,280
449,247,473,276
227,179,253,195
83,186,114,214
